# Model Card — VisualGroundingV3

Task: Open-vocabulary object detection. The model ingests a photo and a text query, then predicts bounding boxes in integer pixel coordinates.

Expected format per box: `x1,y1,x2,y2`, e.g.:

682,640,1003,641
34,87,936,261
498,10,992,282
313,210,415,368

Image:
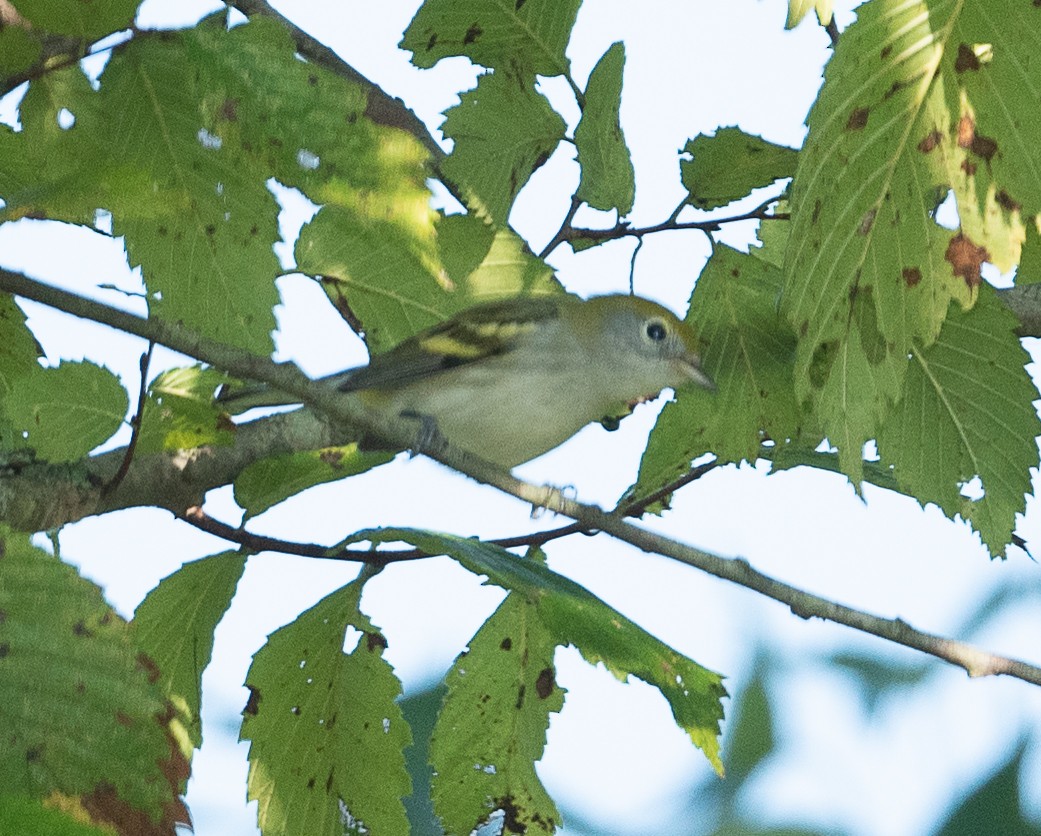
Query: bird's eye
645,320,668,342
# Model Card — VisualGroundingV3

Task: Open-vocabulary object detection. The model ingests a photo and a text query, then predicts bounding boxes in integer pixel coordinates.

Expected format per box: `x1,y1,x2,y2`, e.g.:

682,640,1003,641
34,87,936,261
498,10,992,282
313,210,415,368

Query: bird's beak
680,355,716,392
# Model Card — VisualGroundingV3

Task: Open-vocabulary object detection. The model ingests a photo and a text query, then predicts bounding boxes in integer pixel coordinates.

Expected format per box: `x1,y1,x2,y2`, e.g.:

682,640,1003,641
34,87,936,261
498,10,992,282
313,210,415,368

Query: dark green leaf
575,42,634,215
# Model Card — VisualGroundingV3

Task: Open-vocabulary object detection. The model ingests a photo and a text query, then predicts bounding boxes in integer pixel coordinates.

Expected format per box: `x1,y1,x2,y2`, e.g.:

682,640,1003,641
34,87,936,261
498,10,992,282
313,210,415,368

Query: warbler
219,293,714,468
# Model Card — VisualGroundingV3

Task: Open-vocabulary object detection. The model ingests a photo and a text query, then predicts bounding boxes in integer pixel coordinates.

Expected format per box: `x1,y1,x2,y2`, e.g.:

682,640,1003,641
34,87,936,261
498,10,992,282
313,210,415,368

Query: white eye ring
645,319,668,342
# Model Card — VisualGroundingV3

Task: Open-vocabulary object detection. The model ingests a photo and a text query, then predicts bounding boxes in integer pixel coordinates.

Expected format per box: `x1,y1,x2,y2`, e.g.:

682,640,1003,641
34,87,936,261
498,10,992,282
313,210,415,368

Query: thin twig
103,342,153,497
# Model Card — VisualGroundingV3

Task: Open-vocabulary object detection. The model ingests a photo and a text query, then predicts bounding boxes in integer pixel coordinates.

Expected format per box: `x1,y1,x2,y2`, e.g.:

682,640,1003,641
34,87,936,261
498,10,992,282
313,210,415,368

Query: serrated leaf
441,69,566,227
879,287,1040,556
0,293,40,379
0,529,182,828
297,204,448,354
432,589,564,835
4,361,128,462
234,444,394,519
786,0,833,28
575,42,634,215
401,0,581,78
240,580,412,836
1,16,432,355
630,245,802,504
132,553,247,750
137,365,234,455
783,0,1041,484
346,528,727,774
680,128,797,211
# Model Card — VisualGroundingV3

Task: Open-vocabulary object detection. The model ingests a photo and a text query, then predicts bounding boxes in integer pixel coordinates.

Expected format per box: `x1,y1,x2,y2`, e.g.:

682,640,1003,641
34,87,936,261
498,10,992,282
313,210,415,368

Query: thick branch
1,269,1039,688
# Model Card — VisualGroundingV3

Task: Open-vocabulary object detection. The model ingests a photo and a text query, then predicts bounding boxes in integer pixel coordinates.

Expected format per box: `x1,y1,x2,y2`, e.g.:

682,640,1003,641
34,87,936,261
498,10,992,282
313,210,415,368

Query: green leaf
680,128,798,211
438,213,561,301
4,361,128,462
234,444,395,519
575,42,634,216
137,365,234,455
936,742,1040,836
302,212,561,356
786,0,833,28
241,580,412,836
132,553,247,750
8,0,139,40
722,666,775,789
347,528,727,774
297,204,448,354
879,287,1040,556
0,529,180,824
782,0,1040,484
0,25,42,79
441,69,566,227
431,586,564,835
630,245,802,504
0,295,41,374
401,0,581,78
1,16,433,354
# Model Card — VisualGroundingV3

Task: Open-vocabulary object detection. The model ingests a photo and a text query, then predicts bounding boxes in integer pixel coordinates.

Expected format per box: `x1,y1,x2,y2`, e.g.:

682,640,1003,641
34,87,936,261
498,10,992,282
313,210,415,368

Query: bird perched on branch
218,293,714,469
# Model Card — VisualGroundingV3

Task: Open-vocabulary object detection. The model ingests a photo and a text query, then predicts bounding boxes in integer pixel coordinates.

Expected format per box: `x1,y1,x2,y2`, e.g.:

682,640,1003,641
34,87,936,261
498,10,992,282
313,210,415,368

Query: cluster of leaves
0,0,1040,833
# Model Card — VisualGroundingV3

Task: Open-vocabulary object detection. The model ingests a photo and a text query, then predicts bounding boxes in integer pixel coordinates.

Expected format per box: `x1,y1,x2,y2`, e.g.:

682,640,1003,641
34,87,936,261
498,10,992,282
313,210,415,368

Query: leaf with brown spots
430,584,563,835
240,579,412,836
0,530,179,829
945,232,988,289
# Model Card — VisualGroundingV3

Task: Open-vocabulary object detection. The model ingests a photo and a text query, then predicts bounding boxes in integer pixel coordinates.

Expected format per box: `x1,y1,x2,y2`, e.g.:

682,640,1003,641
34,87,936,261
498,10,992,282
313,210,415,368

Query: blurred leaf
936,742,1041,836
137,365,233,455
234,444,394,519
828,651,933,716
0,795,113,836
445,216,561,301
347,529,727,774
132,553,247,750
575,42,634,215
400,681,447,836
431,585,564,835
0,529,182,829
4,361,128,462
0,25,42,80
8,0,139,40
786,0,834,28
401,0,580,77
722,666,775,788
879,287,1040,556
241,579,411,836
441,69,566,227
680,128,797,211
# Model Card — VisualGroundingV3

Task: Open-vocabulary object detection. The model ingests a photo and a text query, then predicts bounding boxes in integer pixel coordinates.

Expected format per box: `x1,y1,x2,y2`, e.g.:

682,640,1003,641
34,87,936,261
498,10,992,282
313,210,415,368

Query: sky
1,1,1040,835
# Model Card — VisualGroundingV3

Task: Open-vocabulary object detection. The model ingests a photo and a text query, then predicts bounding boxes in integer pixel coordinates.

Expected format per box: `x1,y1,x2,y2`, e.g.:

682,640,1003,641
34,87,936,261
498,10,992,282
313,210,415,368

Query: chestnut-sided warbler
219,293,714,468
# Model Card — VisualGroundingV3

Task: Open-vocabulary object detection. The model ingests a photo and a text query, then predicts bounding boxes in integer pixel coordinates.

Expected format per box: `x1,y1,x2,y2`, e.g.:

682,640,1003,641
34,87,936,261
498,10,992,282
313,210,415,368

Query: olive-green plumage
219,294,714,468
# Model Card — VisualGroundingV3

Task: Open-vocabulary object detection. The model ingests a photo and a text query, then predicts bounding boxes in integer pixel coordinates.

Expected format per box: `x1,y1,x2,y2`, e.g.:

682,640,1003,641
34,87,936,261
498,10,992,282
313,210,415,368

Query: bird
218,293,714,469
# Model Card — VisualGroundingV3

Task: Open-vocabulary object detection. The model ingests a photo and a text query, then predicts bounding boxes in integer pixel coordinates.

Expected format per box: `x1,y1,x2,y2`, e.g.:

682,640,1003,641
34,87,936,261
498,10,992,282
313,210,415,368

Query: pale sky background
1,1,1040,835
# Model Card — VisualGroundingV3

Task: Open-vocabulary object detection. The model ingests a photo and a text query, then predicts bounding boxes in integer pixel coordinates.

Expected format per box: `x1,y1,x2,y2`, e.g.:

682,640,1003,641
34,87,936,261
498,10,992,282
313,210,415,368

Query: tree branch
2,269,1040,688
